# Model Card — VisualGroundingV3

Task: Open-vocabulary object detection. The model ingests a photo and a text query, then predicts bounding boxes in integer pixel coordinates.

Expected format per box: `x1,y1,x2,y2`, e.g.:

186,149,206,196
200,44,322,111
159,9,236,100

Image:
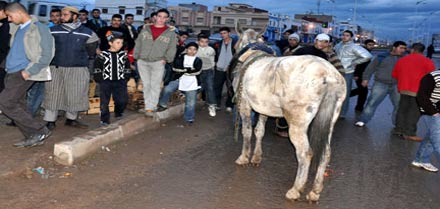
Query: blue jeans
414,115,440,164
199,69,216,106
340,73,353,117
358,81,400,124
27,81,45,118
159,80,198,122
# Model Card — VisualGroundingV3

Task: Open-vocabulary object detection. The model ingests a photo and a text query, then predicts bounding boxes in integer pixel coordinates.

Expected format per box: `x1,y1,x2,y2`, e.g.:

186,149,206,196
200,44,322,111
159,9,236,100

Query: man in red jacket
392,43,435,142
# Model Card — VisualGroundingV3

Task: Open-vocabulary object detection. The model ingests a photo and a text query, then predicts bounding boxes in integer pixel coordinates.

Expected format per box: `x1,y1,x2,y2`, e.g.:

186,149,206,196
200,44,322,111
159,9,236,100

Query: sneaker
144,109,155,117
354,121,365,127
411,161,439,172
208,105,216,117
100,121,110,127
225,107,233,113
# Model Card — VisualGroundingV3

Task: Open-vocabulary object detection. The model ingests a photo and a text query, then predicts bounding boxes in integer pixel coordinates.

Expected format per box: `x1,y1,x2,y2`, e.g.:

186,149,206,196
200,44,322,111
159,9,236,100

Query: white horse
231,46,346,202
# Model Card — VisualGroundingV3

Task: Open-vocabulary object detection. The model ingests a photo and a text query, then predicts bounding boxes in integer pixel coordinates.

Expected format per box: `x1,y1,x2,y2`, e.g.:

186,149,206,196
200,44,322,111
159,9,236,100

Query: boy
157,42,202,125
196,33,217,117
94,32,131,126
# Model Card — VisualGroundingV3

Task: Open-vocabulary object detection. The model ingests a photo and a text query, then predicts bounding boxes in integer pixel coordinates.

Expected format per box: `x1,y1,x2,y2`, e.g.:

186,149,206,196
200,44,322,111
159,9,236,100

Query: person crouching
157,42,202,125
93,31,131,126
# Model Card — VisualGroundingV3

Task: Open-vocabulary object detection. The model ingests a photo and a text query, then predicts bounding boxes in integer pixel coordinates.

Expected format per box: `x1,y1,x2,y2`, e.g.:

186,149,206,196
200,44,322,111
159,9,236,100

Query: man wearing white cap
283,33,302,56
292,33,329,60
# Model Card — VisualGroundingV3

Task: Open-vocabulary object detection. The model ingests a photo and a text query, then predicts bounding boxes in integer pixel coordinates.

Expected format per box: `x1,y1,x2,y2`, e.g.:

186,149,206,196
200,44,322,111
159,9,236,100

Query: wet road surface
1,97,440,209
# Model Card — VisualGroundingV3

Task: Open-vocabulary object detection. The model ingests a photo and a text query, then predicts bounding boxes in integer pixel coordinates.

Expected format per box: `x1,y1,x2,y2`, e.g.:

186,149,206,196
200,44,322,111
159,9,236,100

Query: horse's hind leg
251,114,268,166
235,100,253,165
306,144,330,202
285,117,313,200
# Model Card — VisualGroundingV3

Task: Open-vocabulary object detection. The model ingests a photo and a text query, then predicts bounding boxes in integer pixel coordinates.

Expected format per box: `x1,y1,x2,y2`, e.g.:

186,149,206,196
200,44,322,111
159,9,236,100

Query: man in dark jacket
97,14,133,53
0,0,9,93
350,39,375,112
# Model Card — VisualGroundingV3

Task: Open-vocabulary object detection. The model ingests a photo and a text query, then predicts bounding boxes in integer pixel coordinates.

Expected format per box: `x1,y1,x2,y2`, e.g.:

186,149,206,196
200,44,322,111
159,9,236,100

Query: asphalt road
1,96,439,209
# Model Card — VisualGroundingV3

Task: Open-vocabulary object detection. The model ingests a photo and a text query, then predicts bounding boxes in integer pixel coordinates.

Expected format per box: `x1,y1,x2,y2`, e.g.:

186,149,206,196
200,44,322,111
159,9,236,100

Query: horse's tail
308,89,340,170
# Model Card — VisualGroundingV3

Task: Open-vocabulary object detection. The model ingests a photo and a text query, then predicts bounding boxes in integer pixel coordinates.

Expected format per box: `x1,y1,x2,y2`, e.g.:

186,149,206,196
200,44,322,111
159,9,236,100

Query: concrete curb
54,103,186,166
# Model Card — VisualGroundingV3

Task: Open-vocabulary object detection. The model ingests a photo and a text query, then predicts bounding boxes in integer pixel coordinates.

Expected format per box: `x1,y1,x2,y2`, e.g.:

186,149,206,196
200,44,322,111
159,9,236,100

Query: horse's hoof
306,191,320,203
235,156,249,165
285,189,301,200
250,156,262,165
251,162,260,167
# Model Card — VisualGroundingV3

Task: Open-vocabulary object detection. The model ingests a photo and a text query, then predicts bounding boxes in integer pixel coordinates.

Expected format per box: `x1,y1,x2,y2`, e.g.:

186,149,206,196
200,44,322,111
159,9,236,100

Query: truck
9,0,69,24
432,34,440,53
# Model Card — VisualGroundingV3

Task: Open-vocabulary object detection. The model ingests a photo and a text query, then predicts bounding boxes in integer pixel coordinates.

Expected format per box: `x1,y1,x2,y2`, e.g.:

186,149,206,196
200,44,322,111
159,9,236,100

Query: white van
26,1,69,24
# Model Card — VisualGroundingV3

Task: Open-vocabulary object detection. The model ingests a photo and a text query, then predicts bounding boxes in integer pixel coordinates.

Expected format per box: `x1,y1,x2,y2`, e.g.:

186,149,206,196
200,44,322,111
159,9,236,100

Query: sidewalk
0,105,185,179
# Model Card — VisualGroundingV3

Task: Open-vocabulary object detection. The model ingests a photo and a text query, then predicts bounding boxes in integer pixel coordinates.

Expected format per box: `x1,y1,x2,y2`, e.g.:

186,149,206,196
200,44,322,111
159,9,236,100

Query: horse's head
235,22,267,51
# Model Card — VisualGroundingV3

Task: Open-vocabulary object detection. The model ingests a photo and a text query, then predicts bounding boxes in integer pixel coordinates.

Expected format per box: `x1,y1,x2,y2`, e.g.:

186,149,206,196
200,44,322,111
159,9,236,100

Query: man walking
0,2,54,147
133,8,177,115
351,39,375,112
392,43,435,141
411,70,440,172
334,30,372,118
354,41,407,127
43,6,99,130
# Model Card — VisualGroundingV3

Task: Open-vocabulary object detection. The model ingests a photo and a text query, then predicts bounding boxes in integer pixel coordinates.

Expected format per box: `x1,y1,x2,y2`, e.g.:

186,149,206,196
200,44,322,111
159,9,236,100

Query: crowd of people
0,2,439,173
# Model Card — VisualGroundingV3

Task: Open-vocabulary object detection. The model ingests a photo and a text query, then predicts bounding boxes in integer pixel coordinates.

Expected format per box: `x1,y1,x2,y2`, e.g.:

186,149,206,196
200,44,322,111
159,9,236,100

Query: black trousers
99,80,128,123
350,78,368,111
0,72,45,138
213,70,233,108
395,94,421,136
0,67,6,92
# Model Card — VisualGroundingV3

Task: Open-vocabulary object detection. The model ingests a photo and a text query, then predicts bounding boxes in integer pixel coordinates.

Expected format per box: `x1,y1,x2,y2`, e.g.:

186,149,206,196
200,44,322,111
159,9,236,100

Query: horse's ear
258,24,268,40
235,21,243,36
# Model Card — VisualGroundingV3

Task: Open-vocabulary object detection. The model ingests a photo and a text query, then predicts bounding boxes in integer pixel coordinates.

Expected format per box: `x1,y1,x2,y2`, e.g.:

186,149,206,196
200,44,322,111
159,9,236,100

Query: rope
233,51,273,142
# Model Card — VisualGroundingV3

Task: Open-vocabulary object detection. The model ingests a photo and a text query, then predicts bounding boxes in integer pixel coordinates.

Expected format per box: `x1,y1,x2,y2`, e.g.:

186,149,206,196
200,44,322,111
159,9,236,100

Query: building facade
94,0,167,26
168,3,211,35
211,3,269,34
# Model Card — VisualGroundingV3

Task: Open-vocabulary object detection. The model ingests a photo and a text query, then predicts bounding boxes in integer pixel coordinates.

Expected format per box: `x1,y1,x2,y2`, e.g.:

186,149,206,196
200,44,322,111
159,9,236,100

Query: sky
56,0,440,43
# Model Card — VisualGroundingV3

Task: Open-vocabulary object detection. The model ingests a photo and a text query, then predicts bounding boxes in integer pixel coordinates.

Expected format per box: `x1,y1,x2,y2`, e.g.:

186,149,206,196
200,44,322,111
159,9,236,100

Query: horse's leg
307,103,341,202
235,100,253,165
285,115,313,201
306,144,330,202
251,114,268,166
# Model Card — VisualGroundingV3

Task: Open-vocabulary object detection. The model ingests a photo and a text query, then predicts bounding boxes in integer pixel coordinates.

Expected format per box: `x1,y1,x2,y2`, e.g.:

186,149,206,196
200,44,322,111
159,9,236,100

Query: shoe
100,121,110,127
411,161,439,172
6,121,16,127
65,119,89,129
14,128,51,148
403,135,423,142
354,121,365,127
144,109,155,117
226,107,233,113
208,105,216,117
46,122,56,130
156,106,167,112
185,120,194,126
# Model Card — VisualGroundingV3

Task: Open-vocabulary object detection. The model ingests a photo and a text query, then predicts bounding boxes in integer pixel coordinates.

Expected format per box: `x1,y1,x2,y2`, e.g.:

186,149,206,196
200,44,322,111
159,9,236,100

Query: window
136,7,143,15
102,8,108,14
225,18,234,25
238,19,247,25
182,17,189,23
119,6,125,15
196,17,203,23
213,16,221,24
38,5,47,17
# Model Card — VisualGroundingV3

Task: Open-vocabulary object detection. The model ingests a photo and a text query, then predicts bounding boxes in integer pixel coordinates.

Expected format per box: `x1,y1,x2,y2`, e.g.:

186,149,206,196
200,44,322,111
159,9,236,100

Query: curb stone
53,103,186,166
